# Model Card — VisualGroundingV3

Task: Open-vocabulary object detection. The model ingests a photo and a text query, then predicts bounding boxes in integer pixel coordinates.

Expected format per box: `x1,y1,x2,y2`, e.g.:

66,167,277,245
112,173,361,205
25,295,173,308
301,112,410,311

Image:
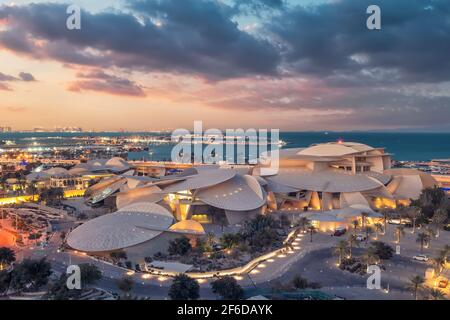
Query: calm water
1,131,449,161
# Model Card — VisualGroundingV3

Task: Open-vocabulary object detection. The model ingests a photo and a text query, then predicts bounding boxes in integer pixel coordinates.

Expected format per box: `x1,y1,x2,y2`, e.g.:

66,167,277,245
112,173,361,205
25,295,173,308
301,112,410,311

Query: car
388,218,402,225
437,277,448,289
413,254,429,262
355,234,366,241
333,227,347,236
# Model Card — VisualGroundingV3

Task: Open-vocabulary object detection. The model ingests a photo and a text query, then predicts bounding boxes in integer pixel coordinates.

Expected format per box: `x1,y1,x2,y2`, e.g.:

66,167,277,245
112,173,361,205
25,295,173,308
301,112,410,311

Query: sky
0,0,450,132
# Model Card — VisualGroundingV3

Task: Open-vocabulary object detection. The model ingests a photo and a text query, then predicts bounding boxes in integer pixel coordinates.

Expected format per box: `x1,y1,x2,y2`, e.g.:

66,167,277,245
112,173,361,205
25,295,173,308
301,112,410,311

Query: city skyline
1,0,450,132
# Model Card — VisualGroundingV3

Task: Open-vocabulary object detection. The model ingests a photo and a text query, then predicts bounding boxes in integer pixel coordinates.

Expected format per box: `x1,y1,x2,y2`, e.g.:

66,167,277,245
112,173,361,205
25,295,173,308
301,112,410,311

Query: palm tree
405,275,425,300
333,240,348,265
426,287,446,300
116,277,135,298
416,232,429,252
363,246,379,266
363,226,374,244
431,255,446,276
0,247,16,270
297,217,309,233
406,206,421,234
440,245,450,264
373,223,384,240
380,208,392,235
395,226,405,244
431,208,447,237
360,211,369,229
206,232,215,249
425,227,436,248
351,220,359,234
307,224,317,243
347,234,359,259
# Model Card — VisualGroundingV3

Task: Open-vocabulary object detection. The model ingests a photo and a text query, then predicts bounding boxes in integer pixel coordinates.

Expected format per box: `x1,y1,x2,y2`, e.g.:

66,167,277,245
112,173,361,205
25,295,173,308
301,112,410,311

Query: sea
1,131,449,162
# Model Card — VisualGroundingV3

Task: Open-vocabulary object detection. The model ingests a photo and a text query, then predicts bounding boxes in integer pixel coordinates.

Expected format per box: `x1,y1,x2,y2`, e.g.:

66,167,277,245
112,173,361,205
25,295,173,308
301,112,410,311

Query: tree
279,214,290,228
241,215,276,238
291,275,308,289
417,187,448,218
39,187,65,205
296,217,309,233
416,232,430,252
168,237,192,255
247,228,279,250
370,241,394,260
373,223,384,239
379,208,393,235
439,245,450,264
395,226,405,244
0,270,11,296
59,231,66,242
333,240,348,265
0,247,16,270
211,276,244,300
405,206,421,234
307,224,317,243
10,258,52,293
425,227,436,248
168,274,199,300
431,208,447,237
363,226,374,244
110,250,127,262
405,275,425,300
220,233,240,250
45,274,82,300
351,219,359,234
206,232,215,249
363,247,379,266
26,180,38,200
426,287,446,300
79,264,102,287
347,234,359,259
431,255,446,276
116,277,135,296
360,211,369,229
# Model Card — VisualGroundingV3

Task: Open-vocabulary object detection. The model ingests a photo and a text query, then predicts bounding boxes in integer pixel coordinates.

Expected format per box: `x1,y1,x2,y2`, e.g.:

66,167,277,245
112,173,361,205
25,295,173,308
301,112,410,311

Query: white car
355,234,367,241
413,254,429,262
388,218,402,225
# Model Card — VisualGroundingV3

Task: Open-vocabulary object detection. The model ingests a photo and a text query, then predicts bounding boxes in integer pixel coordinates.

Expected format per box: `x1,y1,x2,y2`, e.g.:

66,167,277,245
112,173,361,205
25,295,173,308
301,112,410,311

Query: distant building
0,126,12,133
54,126,83,133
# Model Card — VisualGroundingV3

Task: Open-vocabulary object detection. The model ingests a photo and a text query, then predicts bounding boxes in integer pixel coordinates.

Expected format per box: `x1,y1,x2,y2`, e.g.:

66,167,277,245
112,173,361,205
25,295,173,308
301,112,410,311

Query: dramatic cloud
1,0,450,130
18,72,36,81
269,0,450,85
67,70,146,97
0,1,280,80
0,72,17,82
0,71,36,90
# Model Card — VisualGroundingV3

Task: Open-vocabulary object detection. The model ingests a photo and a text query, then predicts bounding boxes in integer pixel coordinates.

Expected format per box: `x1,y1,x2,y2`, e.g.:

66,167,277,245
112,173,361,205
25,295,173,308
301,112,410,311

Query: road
14,219,450,300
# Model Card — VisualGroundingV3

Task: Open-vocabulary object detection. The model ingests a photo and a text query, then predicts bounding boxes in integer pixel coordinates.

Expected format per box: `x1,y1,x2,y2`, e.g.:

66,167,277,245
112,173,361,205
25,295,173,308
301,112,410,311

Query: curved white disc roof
116,185,164,209
196,174,266,211
88,177,127,204
297,142,374,157
267,168,383,193
67,202,174,252
162,169,236,193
